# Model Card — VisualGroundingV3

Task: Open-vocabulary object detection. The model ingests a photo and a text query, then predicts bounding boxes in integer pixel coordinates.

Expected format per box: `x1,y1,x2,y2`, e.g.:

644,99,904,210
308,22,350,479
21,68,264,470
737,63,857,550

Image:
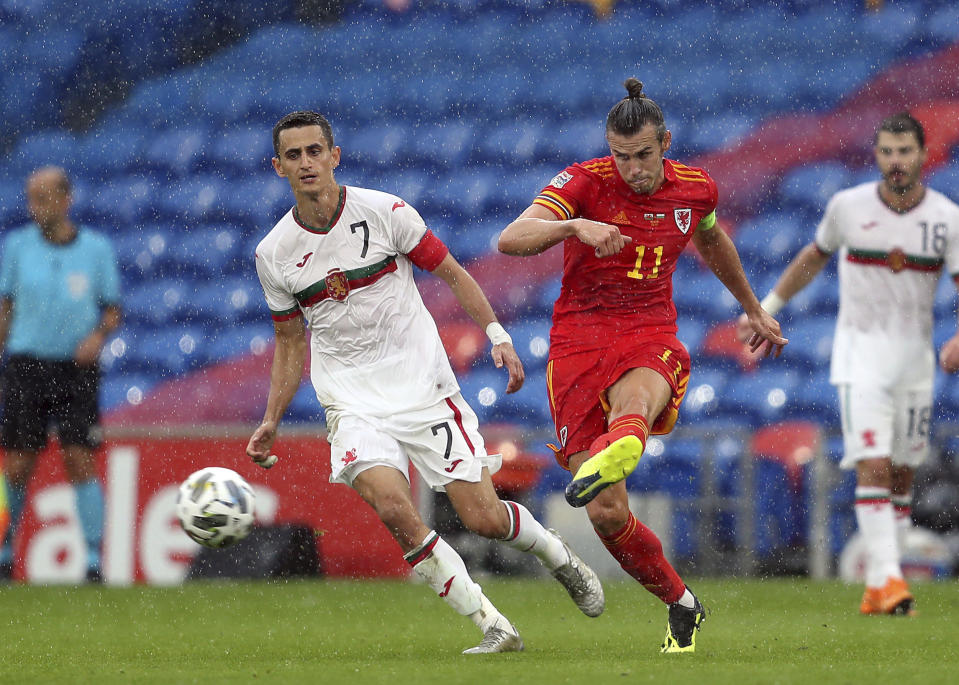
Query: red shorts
545,333,690,470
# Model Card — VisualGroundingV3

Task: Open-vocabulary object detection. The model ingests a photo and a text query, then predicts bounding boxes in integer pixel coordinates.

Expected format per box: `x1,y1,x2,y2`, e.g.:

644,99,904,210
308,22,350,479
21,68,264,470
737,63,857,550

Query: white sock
469,594,515,635
499,500,568,571
674,588,695,609
405,531,483,616
854,487,902,587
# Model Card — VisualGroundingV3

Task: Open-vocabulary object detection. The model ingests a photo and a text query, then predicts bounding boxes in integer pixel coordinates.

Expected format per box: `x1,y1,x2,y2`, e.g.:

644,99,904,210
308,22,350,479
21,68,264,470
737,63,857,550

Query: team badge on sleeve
325,268,350,301
674,208,693,234
550,171,573,189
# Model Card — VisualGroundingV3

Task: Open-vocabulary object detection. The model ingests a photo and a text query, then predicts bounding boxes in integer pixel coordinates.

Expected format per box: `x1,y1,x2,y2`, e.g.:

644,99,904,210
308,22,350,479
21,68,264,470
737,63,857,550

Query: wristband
760,292,786,315
486,322,512,346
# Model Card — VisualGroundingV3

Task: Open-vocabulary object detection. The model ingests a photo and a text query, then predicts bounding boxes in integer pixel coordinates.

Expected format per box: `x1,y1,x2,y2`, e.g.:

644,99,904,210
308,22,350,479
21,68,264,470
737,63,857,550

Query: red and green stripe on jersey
845,247,943,274
269,255,398,321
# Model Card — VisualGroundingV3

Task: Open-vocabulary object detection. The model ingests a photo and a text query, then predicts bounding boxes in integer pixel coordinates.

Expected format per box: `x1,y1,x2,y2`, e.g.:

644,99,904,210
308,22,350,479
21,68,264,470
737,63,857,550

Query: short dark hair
605,78,666,143
272,111,335,156
875,111,925,149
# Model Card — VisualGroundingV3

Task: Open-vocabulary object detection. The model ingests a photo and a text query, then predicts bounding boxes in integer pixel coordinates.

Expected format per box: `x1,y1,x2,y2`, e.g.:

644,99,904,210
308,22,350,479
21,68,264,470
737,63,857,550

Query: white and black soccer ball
176,467,255,549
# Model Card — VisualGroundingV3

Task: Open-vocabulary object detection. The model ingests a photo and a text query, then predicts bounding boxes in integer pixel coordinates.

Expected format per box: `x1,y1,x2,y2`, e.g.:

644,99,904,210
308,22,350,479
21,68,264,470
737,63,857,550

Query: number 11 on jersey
627,244,664,280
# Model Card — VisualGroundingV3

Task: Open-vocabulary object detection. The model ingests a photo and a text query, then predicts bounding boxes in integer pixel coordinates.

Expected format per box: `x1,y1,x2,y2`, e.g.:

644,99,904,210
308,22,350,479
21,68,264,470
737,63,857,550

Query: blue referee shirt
0,224,120,361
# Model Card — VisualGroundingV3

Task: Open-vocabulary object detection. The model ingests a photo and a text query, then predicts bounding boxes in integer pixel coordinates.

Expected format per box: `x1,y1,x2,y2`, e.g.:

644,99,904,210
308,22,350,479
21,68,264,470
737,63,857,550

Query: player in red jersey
498,78,787,653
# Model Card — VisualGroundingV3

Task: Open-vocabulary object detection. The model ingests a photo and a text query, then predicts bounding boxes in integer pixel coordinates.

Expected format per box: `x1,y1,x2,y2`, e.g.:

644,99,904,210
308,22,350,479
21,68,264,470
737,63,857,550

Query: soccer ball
176,467,255,549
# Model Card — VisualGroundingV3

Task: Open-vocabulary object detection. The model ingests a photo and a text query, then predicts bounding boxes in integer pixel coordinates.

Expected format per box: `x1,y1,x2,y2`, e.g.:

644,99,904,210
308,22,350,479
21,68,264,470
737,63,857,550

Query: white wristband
760,292,787,315
486,322,512,346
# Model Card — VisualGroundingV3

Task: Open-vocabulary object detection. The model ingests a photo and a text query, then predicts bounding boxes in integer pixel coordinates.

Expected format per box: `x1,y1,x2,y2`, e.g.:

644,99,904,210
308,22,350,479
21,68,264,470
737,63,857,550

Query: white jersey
254,185,459,425
815,181,959,388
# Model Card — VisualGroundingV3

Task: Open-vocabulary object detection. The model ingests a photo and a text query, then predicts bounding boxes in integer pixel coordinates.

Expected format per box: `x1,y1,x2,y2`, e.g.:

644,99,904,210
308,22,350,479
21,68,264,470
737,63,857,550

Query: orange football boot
860,577,915,616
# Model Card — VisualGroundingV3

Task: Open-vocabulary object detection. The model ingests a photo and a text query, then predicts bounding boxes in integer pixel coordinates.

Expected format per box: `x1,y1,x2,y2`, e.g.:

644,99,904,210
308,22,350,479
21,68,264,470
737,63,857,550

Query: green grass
1,578,957,684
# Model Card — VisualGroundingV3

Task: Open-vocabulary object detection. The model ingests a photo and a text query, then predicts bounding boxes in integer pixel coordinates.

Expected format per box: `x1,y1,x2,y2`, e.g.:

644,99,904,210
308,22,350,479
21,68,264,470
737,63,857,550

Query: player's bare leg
352,466,523,652
446,469,604,617
567,368,670,507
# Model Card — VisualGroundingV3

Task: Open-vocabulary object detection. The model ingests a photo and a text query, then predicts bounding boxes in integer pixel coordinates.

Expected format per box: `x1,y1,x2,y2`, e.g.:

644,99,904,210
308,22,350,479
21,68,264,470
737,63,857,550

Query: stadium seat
168,224,245,278
777,161,853,217
99,372,162,412
124,277,193,326
76,174,159,226
205,321,275,364
507,316,552,366
750,420,822,562
721,369,802,426
142,126,211,178
119,324,209,376
189,276,265,324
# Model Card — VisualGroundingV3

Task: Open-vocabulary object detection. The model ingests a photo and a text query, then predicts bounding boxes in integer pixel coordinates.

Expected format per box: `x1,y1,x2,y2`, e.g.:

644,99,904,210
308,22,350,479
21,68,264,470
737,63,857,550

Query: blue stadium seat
474,122,548,166
118,324,209,376
681,367,730,422
404,122,476,172
458,368,550,427
721,369,803,426
190,276,266,324
0,176,26,227
792,370,838,426
100,372,162,412
168,225,245,278
346,122,411,170
443,219,501,262
507,316,552,366
926,3,959,43
205,321,274,364
142,126,211,178
778,316,834,370
75,174,159,226
114,225,176,285
156,174,228,223
204,125,274,175
733,212,809,271
928,163,959,201
124,277,193,326
778,162,853,217
218,173,290,230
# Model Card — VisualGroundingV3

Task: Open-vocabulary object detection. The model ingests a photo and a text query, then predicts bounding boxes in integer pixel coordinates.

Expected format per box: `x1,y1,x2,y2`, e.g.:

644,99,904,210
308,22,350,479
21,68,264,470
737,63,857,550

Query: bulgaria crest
674,208,693,234
887,248,906,273
325,268,350,301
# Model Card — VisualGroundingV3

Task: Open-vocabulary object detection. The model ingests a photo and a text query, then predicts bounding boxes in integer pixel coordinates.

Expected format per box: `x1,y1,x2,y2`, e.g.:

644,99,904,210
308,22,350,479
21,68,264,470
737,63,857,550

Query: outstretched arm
498,204,632,258
247,315,308,464
431,253,525,393
692,224,788,357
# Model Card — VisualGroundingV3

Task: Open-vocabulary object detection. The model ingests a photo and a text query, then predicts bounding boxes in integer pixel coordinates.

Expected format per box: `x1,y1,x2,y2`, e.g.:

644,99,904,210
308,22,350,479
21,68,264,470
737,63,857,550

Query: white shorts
328,392,502,492
836,383,932,470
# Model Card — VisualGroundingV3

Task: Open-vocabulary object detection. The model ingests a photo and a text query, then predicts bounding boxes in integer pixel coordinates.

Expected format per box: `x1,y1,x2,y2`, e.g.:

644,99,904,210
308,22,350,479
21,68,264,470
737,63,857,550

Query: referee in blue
0,166,121,583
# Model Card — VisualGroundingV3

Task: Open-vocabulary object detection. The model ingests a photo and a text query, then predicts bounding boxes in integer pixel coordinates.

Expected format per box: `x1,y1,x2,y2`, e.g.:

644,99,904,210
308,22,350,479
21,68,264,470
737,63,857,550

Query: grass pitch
1,577,957,684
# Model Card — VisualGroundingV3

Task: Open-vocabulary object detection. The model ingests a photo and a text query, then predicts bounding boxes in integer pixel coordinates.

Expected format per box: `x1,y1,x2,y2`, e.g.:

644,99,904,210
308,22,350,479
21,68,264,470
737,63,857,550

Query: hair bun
624,77,645,99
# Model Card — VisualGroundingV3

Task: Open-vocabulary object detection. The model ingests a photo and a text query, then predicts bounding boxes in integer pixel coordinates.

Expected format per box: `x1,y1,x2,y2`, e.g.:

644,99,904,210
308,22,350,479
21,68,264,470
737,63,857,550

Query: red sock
598,512,685,604
588,414,649,457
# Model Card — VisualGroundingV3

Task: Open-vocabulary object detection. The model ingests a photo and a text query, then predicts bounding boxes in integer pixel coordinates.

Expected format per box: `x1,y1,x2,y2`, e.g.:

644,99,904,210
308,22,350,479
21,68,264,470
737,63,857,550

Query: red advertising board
7,434,410,584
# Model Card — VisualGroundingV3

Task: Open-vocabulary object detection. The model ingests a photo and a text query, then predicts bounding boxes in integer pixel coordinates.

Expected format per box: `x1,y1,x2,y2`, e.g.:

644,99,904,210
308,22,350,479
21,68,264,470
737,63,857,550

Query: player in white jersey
246,111,605,653
740,112,959,615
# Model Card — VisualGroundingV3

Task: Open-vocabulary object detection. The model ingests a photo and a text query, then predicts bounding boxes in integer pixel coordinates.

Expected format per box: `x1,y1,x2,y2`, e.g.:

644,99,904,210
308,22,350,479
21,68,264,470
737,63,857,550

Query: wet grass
1,577,957,684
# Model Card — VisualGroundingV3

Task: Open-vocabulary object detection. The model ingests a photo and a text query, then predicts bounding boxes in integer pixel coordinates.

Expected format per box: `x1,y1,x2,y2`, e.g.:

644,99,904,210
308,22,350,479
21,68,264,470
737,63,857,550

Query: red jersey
533,156,718,359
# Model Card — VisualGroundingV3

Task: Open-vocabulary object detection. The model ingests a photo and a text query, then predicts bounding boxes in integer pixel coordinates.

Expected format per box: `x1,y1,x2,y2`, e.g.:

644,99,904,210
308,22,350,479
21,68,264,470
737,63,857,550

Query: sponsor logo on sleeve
550,171,573,189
